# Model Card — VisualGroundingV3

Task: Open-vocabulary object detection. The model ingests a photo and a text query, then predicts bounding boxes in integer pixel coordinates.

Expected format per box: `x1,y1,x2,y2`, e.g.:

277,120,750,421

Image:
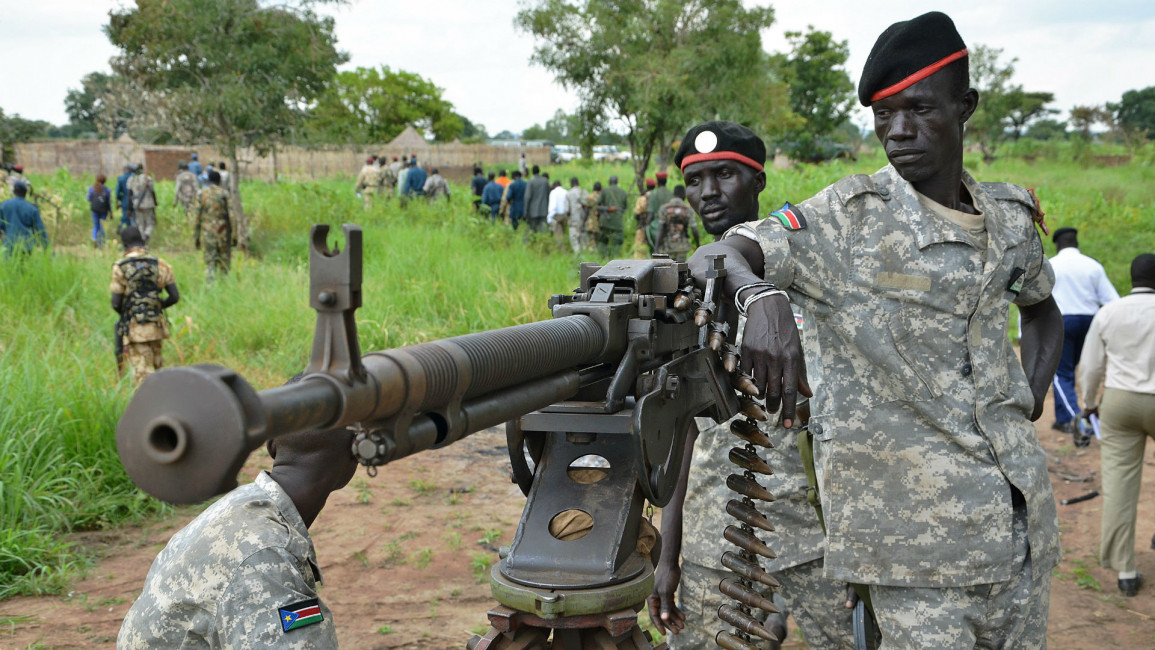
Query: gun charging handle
116,225,361,504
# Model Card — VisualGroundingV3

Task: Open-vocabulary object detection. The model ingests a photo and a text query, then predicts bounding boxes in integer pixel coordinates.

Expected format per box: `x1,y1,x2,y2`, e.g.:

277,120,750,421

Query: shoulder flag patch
279,598,323,633
771,202,807,230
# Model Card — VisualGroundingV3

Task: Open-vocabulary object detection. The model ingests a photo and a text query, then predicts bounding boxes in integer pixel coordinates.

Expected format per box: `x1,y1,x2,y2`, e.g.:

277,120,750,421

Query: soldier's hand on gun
647,562,685,635
741,293,811,428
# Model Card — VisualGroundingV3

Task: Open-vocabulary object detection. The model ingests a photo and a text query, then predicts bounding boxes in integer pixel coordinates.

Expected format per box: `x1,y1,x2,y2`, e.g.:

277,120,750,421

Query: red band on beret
679,151,764,173
870,48,968,103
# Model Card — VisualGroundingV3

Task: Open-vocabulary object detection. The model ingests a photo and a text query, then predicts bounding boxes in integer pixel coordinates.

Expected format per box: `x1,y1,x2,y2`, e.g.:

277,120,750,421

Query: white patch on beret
694,130,718,154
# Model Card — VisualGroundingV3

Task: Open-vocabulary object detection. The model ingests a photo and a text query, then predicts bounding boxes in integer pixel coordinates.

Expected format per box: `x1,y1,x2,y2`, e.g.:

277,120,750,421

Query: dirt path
3,394,1155,648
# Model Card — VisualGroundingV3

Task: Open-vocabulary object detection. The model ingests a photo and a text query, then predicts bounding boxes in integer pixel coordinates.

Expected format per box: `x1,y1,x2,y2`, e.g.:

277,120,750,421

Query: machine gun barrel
118,303,607,505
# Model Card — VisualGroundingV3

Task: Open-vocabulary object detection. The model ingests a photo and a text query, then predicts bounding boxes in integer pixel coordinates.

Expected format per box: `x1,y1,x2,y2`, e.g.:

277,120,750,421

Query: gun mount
116,224,759,648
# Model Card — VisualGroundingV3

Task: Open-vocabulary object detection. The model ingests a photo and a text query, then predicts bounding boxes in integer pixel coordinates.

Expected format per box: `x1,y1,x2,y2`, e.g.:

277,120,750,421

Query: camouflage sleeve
158,258,176,288
215,547,337,649
110,261,126,294
1012,218,1055,307
747,185,854,307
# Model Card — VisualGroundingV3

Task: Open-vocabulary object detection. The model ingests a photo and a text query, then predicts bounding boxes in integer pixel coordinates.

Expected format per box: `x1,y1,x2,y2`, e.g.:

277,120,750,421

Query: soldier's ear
752,170,767,195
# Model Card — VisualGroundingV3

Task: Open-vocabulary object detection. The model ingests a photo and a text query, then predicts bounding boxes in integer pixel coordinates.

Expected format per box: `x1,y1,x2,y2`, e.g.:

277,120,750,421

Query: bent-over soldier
111,226,179,384
119,385,358,649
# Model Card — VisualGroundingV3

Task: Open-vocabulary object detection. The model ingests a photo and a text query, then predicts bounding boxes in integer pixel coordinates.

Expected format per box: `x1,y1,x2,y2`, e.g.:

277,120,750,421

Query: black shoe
1052,421,1075,434
1119,574,1142,597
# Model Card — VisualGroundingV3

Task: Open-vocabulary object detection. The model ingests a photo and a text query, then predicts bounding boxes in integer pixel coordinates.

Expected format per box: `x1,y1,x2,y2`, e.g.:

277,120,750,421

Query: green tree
106,0,347,251
0,109,53,162
965,45,1056,162
307,66,464,144
774,28,854,162
517,0,775,192
1109,86,1155,140
1005,90,1057,140
522,109,584,143
64,72,144,141
459,116,489,143
1069,105,1111,139
1024,118,1067,141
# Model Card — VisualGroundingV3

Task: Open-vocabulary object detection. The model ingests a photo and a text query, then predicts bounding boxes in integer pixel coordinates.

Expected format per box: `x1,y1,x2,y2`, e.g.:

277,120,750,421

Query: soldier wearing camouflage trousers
689,12,1064,647
195,170,232,284
111,226,179,384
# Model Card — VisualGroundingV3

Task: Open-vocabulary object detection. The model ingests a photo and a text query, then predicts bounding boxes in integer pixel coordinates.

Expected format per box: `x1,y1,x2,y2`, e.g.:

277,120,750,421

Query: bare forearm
1019,296,1063,420
658,425,698,568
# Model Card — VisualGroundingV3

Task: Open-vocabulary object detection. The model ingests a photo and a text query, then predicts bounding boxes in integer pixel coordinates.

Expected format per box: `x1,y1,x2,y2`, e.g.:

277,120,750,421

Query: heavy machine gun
117,224,781,649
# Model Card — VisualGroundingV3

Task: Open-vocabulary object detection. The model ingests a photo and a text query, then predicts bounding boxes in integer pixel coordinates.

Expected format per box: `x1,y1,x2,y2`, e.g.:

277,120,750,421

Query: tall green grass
2,150,1151,598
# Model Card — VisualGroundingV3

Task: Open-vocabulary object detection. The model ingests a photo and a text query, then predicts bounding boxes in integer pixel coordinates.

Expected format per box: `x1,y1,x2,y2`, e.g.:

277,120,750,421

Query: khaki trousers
1099,388,1155,573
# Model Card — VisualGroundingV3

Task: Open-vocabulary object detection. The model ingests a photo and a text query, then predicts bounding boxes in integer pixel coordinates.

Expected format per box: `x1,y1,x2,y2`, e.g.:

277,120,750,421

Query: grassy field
1,148,1153,598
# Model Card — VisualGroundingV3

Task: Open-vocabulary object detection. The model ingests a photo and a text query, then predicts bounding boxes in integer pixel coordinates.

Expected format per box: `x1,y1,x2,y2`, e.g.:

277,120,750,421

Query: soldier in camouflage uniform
110,227,179,384
355,157,380,208
195,170,232,283
687,13,1064,647
174,162,200,225
378,155,397,197
118,393,359,649
651,122,858,649
654,185,700,263
423,167,450,201
128,164,158,243
565,177,588,253
595,176,627,257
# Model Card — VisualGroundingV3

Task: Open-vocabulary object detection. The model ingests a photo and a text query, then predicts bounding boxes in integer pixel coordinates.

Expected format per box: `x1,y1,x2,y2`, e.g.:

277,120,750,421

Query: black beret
674,121,766,172
1052,227,1077,243
858,11,968,106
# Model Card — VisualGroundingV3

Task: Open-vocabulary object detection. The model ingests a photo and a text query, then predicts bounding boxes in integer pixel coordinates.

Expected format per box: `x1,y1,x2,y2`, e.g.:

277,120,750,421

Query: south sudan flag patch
771,202,807,230
279,598,323,632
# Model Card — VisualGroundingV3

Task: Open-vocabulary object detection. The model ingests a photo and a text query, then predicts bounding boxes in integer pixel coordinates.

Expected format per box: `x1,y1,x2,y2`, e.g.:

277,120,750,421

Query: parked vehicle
552,145,580,163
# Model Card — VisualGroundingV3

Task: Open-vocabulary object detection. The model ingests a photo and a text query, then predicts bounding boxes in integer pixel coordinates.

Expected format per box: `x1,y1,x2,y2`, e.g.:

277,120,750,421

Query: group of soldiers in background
354,153,451,206
111,152,232,385
469,164,700,260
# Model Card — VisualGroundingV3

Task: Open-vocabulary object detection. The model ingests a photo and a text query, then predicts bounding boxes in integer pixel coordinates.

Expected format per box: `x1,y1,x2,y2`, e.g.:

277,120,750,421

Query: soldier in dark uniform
595,175,628,257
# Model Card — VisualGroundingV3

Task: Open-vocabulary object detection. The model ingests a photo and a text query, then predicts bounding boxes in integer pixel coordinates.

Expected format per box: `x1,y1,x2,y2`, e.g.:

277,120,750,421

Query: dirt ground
3,392,1155,649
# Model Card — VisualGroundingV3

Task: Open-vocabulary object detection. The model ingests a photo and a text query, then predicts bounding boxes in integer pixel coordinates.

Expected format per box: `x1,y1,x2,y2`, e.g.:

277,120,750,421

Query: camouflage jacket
657,198,696,255
196,185,231,245
355,165,379,192
118,472,336,649
110,249,175,343
685,413,826,574
732,164,1059,587
128,173,157,210
424,173,450,199
683,308,825,574
174,170,199,206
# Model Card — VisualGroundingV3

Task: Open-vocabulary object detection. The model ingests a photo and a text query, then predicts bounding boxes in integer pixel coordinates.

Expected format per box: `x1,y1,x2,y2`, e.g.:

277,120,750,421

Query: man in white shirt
1049,227,1119,441
548,180,569,249
1079,253,1155,598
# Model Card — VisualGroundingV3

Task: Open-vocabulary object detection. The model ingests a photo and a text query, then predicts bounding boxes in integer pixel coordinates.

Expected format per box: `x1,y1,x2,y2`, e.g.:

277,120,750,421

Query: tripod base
467,606,666,650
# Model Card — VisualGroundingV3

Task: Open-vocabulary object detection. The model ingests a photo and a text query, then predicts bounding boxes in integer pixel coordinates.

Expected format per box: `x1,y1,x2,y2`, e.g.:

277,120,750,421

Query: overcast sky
1,1,1152,137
